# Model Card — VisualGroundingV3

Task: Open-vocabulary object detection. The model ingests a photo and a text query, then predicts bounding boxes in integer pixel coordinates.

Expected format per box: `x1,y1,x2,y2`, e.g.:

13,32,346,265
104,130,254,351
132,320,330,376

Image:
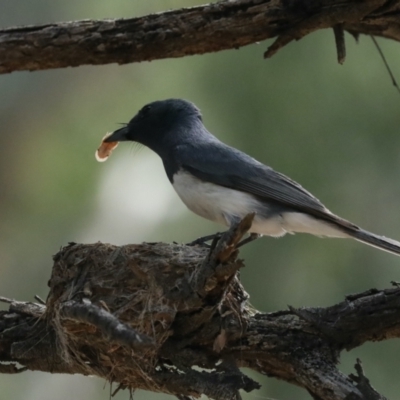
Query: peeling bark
0,217,397,399
1,0,400,74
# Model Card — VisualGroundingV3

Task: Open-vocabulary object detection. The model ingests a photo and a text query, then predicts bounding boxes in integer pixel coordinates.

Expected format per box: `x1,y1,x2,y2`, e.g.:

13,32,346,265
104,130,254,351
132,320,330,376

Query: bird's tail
346,228,400,256
313,210,400,256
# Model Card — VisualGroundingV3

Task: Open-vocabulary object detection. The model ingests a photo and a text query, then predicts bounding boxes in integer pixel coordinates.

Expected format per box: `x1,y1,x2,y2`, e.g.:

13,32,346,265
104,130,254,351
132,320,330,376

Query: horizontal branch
61,300,155,349
1,0,400,73
0,216,398,399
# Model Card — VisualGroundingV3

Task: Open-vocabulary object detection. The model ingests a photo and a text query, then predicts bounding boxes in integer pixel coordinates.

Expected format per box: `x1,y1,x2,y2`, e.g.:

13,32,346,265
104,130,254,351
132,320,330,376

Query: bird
100,98,400,255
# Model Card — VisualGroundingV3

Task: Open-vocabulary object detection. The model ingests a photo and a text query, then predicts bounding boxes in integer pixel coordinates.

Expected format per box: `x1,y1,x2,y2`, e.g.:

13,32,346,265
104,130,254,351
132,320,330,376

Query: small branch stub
349,359,387,400
333,24,346,64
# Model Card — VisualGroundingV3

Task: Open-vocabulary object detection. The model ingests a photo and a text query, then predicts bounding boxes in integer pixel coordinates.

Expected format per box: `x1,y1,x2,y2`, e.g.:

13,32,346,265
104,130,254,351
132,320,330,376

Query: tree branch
0,216,397,399
1,0,400,74
61,299,155,349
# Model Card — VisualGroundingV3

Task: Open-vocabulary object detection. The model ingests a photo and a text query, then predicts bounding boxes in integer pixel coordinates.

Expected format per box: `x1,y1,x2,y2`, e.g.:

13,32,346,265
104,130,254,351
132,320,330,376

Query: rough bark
0,215,397,400
1,0,400,74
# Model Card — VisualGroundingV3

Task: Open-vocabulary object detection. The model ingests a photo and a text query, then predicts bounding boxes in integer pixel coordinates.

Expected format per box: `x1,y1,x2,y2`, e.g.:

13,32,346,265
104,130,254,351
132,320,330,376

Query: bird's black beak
104,126,129,142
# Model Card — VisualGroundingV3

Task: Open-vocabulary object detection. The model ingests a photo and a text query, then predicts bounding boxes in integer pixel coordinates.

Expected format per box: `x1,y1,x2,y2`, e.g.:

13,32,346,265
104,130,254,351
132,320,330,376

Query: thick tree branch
0,216,398,399
1,0,400,74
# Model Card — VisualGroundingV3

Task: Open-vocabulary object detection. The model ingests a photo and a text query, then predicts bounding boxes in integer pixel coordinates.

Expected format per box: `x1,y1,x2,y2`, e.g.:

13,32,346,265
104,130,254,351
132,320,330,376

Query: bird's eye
140,105,152,117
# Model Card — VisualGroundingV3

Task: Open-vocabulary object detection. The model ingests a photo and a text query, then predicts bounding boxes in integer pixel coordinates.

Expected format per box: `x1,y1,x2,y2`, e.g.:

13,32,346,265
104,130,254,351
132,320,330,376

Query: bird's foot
187,232,260,248
187,232,223,247
236,233,261,248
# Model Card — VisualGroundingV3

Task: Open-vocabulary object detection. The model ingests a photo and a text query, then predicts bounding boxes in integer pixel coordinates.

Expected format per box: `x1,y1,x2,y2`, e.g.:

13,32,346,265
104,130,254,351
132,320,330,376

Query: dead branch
0,215,398,399
1,0,400,74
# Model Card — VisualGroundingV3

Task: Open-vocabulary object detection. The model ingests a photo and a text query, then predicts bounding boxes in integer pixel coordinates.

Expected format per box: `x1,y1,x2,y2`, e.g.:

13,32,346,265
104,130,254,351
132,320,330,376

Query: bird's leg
236,233,261,248
187,232,223,247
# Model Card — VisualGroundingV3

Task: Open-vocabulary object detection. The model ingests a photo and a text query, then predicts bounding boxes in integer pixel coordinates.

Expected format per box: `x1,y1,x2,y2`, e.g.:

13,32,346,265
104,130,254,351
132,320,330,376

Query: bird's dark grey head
104,99,203,157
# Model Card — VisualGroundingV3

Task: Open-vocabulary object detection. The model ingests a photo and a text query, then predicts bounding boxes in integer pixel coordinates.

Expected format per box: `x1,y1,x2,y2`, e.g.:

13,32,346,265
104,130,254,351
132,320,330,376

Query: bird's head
103,99,203,156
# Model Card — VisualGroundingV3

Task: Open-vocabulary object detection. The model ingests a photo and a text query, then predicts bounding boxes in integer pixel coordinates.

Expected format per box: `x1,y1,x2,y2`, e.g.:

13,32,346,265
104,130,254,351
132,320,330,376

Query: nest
44,215,257,398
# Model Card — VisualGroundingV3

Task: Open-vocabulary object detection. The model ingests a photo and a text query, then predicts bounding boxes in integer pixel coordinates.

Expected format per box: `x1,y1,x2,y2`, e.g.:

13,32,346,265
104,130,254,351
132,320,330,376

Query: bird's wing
178,142,357,229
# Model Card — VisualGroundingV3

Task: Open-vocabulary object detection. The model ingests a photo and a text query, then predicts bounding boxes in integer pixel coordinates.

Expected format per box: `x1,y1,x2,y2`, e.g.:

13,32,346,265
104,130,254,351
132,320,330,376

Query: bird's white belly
172,171,286,236
172,171,348,238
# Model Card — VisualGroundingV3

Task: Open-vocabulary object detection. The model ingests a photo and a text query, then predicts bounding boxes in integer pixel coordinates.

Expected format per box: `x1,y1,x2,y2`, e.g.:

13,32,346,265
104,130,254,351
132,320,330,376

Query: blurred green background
1,1,400,399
